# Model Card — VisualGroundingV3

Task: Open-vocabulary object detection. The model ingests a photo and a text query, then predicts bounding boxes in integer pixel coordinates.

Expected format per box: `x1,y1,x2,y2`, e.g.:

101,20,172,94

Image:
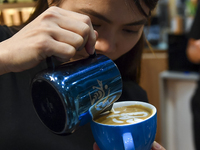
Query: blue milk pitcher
31,54,122,134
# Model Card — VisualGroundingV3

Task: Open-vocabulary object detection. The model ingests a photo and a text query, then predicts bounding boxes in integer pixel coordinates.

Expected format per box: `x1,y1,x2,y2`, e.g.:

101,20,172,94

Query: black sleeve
118,80,148,103
188,2,200,39
0,25,13,42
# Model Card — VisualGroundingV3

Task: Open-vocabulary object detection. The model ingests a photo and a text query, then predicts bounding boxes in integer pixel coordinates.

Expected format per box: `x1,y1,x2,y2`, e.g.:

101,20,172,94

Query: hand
93,142,100,150
93,141,166,150
0,6,96,75
187,38,200,64
151,141,166,150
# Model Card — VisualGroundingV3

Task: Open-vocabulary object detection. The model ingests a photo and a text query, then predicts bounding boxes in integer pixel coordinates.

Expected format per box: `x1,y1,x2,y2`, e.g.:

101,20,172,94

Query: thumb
152,141,166,150
93,142,100,150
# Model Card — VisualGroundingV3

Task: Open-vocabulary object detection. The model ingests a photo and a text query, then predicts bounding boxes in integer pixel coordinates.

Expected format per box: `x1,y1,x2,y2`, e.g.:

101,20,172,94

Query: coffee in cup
94,104,153,125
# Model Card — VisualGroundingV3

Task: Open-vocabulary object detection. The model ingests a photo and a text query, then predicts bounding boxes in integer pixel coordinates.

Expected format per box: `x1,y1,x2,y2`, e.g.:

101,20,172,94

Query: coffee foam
107,111,149,124
94,104,153,125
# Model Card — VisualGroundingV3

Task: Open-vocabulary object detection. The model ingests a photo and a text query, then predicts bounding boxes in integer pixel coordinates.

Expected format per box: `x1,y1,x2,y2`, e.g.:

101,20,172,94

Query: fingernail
86,45,94,55
153,141,161,149
89,50,97,58
91,46,95,55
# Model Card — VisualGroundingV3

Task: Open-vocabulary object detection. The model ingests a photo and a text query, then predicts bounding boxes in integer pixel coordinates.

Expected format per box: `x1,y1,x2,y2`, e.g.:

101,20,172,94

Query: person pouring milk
0,0,166,149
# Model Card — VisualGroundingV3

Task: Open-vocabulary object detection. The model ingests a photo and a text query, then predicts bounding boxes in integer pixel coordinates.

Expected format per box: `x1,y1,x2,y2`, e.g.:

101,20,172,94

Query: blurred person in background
187,1,200,150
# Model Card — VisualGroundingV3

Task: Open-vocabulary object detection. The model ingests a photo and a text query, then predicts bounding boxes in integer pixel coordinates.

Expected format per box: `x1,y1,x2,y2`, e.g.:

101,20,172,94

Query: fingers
43,38,77,62
0,6,97,74
50,27,84,51
93,141,166,150
80,16,96,54
46,6,96,54
151,141,166,150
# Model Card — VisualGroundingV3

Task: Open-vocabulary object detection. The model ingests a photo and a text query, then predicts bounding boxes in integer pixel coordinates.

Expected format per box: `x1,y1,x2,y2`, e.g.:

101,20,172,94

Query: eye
123,29,138,34
92,24,101,29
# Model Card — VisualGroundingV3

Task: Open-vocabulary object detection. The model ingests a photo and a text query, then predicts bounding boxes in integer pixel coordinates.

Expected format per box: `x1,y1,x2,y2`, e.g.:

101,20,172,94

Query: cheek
126,28,144,49
119,34,141,54
114,31,143,60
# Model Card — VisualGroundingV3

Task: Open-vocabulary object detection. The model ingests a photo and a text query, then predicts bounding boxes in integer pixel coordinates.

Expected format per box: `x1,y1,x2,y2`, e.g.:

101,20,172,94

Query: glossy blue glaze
31,54,122,134
90,101,157,150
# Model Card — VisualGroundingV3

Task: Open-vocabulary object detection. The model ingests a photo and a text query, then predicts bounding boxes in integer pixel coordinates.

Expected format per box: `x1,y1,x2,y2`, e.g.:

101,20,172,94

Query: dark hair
20,0,158,83
117,0,158,83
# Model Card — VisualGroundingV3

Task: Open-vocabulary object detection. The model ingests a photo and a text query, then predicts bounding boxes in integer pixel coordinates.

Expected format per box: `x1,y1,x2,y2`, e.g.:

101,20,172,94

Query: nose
95,32,117,53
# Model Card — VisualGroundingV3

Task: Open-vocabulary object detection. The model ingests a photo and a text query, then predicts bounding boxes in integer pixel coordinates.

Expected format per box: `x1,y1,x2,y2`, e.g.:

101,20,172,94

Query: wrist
0,41,12,75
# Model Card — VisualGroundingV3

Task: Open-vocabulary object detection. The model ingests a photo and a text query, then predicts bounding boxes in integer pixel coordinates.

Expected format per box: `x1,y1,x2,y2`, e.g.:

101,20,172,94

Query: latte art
94,105,153,125
107,111,149,124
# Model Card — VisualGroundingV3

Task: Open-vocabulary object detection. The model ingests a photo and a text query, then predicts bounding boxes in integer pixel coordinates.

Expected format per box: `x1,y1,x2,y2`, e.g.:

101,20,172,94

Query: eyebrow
79,9,147,26
125,19,147,26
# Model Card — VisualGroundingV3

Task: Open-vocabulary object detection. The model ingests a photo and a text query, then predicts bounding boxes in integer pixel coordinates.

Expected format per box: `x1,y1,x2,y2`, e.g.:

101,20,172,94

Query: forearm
186,39,200,64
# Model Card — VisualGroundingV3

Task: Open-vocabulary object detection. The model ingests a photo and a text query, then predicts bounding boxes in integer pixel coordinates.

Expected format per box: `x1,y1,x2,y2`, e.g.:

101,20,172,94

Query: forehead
60,0,149,23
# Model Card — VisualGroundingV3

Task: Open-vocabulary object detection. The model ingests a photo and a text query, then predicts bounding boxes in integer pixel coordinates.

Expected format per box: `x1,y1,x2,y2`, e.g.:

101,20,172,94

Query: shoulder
0,25,13,42
118,80,148,103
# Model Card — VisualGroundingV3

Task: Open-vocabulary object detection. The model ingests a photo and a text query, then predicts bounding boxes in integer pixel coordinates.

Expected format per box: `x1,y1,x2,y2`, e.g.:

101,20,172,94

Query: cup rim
92,101,157,126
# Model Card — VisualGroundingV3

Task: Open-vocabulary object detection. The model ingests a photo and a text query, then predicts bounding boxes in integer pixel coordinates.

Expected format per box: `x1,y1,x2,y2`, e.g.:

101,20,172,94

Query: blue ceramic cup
31,54,122,134
90,101,157,150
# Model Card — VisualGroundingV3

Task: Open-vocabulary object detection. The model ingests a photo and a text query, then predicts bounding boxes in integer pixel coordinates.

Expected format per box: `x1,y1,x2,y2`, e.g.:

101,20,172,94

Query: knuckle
90,31,96,41
82,23,90,32
42,13,56,21
66,46,76,57
73,35,84,49
81,15,91,24
49,6,58,11
35,36,51,53
41,7,59,21
80,24,90,37
47,6,60,14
